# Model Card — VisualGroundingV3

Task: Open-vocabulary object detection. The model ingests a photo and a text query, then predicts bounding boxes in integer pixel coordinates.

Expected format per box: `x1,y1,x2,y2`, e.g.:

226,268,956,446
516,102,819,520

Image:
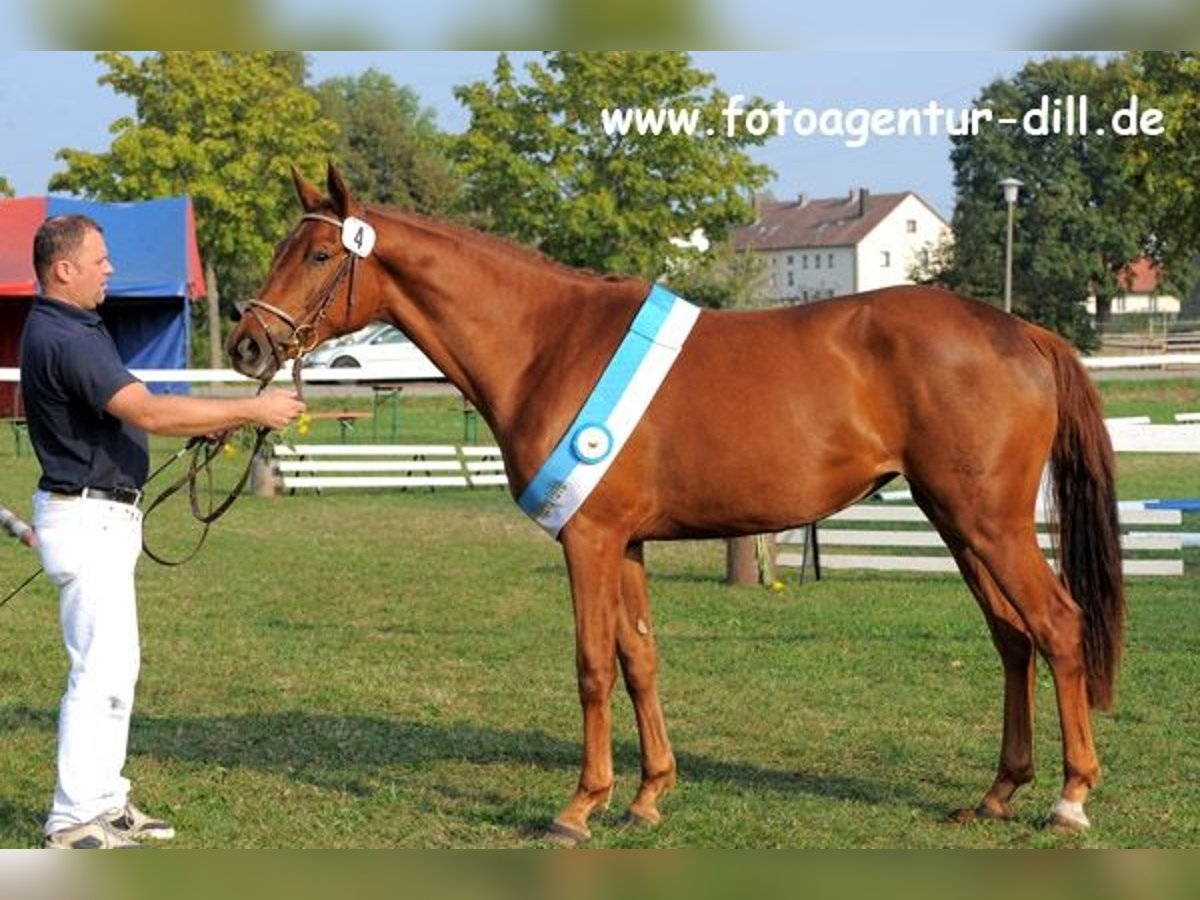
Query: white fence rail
272,444,506,492
777,504,1185,578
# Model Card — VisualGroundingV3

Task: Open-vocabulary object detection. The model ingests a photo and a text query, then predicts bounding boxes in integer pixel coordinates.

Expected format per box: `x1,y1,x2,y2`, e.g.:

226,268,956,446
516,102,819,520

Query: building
1085,257,1181,318
732,189,950,304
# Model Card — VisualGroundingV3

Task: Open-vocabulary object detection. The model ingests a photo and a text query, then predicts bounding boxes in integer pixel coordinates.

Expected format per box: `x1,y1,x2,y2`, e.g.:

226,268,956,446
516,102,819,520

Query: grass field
0,378,1196,848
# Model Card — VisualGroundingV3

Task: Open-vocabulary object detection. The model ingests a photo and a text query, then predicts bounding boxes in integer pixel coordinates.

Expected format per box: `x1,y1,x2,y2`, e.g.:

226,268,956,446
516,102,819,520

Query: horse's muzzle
226,327,279,382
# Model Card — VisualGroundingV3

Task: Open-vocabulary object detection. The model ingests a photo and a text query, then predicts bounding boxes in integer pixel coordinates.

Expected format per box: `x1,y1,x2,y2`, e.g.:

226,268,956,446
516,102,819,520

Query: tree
49,52,336,363
662,238,768,310
937,55,1152,350
0,175,13,198
1124,52,1200,281
453,52,772,279
314,69,460,215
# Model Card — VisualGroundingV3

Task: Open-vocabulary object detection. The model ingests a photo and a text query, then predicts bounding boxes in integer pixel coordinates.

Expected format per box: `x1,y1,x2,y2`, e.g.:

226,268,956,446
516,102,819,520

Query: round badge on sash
571,424,613,464
342,217,376,258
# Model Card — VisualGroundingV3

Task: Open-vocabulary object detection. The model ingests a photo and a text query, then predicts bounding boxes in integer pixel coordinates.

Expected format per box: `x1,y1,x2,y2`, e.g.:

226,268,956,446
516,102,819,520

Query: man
20,214,305,849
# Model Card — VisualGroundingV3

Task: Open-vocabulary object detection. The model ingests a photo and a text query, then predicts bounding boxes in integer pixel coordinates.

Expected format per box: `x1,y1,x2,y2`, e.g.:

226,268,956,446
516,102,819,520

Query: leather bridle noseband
240,212,363,384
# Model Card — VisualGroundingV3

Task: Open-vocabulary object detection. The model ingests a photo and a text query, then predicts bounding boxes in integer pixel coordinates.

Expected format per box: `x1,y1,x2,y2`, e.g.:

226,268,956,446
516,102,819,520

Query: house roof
732,190,937,251
1119,257,1162,295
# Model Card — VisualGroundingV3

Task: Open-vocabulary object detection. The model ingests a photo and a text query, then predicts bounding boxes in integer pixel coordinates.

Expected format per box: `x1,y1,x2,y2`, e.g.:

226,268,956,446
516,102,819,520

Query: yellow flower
222,443,237,459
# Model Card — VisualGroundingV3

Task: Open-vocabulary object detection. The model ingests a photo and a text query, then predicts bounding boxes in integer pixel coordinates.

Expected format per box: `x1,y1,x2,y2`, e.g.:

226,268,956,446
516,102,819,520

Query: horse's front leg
548,522,626,844
617,542,676,827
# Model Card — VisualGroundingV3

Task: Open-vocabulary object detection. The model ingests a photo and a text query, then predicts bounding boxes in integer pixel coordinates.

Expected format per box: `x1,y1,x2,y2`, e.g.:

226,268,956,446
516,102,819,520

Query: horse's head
226,163,384,381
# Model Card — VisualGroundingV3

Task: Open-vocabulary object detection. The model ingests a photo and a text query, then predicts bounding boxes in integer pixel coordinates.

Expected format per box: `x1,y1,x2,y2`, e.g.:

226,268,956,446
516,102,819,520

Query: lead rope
141,331,314,567
0,425,265,604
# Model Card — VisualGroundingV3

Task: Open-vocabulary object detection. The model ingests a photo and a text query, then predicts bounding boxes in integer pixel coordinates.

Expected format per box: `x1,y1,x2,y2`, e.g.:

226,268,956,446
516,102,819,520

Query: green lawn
0,380,1196,848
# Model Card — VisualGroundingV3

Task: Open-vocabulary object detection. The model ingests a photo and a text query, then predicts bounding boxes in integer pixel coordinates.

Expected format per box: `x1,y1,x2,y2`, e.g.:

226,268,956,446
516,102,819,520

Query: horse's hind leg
944,542,1037,823
956,527,1100,829
616,542,677,826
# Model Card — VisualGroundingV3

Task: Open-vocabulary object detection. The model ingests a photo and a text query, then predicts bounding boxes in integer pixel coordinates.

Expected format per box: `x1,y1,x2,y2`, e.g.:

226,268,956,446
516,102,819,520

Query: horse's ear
327,163,356,219
292,167,324,212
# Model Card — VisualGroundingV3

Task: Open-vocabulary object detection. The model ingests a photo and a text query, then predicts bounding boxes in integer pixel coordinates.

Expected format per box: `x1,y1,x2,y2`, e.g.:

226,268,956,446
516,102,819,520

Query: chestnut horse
227,165,1123,841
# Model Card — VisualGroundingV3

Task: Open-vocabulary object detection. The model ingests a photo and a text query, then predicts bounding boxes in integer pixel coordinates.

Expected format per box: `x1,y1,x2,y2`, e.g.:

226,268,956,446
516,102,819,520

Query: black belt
58,486,144,506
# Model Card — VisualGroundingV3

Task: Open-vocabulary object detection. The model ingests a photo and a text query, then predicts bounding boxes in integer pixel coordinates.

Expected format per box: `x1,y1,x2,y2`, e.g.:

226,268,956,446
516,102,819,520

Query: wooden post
206,262,222,370
251,451,280,497
725,536,758,586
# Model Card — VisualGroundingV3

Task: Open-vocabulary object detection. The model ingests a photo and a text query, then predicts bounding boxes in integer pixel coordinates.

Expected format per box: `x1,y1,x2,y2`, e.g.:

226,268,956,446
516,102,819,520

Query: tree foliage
453,52,771,280
0,175,13,198
49,52,336,311
1124,52,1200,280
937,55,1153,350
314,68,459,215
662,238,768,310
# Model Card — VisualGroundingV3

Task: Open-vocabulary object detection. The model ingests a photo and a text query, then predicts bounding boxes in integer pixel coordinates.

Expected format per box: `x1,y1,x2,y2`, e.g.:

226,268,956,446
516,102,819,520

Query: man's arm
106,382,306,437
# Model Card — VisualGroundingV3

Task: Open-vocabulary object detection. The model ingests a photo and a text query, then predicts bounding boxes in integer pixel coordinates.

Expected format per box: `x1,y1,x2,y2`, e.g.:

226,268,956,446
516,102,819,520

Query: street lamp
998,177,1023,314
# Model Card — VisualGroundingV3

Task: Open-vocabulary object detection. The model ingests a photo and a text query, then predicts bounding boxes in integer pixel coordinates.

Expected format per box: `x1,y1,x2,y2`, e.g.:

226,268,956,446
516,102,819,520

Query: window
786,254,794,265
787,272,794,287
881,250,891,267
815,254,821,269
906,219,917,233
802,254,808,269
827,253,834,268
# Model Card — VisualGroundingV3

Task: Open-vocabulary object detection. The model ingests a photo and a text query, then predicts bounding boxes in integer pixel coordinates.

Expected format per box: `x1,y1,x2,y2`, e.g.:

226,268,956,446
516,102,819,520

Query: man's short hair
33,215,104,285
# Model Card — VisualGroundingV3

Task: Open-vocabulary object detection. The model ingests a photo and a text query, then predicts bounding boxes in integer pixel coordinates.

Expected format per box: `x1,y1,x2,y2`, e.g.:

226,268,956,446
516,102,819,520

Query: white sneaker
105,801,176,841
44,817,142,849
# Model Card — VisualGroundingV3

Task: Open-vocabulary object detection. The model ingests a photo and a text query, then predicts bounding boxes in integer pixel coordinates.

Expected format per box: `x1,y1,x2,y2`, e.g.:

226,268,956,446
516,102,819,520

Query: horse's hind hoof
545,818,591,846
947,802,1013,825
621,808,661,829
1046,799,1090,832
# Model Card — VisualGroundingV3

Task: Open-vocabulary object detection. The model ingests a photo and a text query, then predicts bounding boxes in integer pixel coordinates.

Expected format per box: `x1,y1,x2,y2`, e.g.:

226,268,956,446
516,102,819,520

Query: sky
0,51,1068,220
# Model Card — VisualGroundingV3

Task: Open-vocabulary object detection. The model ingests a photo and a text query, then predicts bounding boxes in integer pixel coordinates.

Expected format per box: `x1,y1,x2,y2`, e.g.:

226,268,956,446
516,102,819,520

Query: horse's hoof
621,807,661,829
545,818,591,846
1046,813,1089,833
947,802,1012,825
1046,799,1090,832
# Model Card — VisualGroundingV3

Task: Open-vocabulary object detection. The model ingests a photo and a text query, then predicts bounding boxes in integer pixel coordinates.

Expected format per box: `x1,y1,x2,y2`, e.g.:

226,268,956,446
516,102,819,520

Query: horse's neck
374,224,647,449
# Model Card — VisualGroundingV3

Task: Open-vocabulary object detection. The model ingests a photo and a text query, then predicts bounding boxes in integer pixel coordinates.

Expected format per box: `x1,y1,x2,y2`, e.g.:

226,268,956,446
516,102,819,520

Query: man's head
33,215,113,310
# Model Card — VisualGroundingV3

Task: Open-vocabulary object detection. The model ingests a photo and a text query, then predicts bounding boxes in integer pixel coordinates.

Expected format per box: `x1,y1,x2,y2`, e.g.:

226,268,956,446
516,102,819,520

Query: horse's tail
1028,325,1125,711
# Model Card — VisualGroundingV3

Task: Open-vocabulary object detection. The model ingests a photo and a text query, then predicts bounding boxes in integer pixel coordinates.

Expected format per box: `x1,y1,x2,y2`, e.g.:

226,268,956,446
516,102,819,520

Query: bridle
239,211,365,388
142,210,371,565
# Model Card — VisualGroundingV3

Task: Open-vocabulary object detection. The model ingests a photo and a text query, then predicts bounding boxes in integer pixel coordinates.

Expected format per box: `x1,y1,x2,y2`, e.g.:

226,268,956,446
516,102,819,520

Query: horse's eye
311,249,331,264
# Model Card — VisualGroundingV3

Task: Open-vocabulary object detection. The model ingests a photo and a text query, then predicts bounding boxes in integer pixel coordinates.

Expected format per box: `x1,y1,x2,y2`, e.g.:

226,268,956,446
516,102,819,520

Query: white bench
776,503,1185,578
272,444,509,491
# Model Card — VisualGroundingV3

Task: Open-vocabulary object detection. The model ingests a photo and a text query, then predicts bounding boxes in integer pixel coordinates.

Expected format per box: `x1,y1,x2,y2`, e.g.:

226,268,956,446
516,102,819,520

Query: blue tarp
0,195,206,398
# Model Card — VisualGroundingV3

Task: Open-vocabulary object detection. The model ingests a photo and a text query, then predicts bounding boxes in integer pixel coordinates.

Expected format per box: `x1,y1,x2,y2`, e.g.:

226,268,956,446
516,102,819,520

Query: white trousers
32,490,142,834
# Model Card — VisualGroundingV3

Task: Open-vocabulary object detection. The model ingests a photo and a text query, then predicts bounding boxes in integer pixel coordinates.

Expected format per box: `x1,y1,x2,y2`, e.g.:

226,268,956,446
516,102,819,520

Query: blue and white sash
518,286,701,537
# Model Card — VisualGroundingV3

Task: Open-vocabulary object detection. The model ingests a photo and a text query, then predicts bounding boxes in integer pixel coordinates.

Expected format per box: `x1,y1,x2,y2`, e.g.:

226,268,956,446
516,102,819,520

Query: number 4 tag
341,217,376,258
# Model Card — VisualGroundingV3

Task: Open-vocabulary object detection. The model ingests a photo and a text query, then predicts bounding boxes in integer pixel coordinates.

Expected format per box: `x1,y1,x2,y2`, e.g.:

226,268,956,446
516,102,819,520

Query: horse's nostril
236,336,260,363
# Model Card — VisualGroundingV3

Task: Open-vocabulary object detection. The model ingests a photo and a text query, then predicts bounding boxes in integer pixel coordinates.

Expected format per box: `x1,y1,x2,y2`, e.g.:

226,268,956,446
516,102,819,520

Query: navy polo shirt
19,296,149,493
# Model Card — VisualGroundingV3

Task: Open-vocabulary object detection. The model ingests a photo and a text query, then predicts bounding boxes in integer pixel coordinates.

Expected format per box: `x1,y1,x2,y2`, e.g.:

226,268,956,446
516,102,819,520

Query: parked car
302,323,442,379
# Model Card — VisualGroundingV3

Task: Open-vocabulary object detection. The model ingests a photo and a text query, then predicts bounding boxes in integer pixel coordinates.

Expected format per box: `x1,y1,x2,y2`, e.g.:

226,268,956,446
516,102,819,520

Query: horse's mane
359,202,640,287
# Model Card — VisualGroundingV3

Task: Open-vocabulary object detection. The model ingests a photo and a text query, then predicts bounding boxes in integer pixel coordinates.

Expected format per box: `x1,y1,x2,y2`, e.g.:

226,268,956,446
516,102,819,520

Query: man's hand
254,390,307,430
